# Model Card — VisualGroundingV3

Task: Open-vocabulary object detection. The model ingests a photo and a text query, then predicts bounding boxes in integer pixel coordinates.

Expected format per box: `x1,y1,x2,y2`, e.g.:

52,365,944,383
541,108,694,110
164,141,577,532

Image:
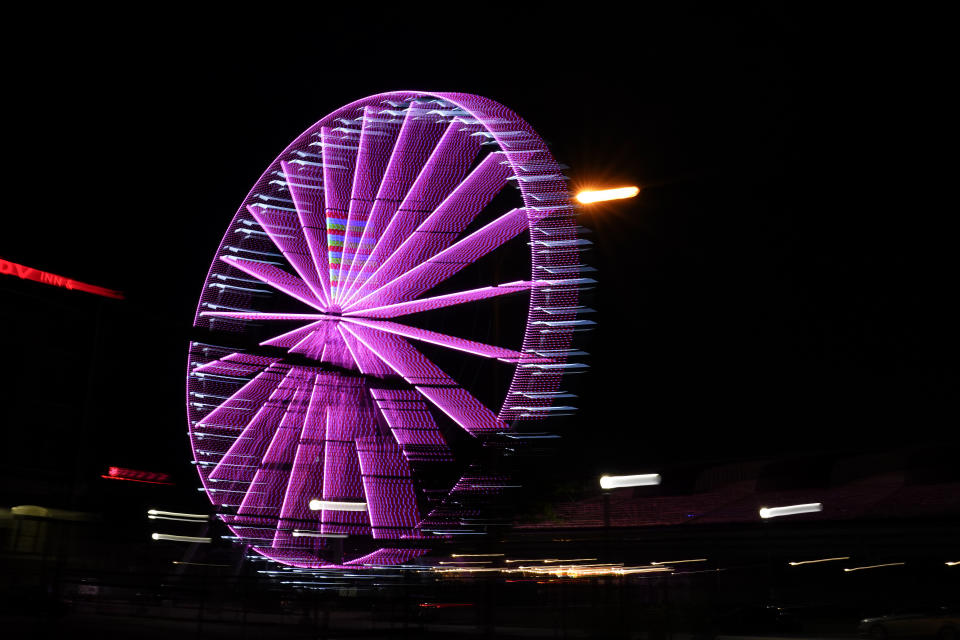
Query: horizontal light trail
759,503,823,519
789,557,849,566
843,562,905,572
151,533,212,543
292,530,348,539
147,509,208,519
1,258,124,299
148,515,209,523
308,500,368,512
575,186,639,204
101,475,173,485
600,473,661,489
651,559,707,566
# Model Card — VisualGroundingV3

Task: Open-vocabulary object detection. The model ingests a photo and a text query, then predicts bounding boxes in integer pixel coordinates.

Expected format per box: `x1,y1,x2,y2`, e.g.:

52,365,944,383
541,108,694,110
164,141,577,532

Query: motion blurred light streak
843,562,905,572
600,473,661,489
147,509,207,519
0,258,124,299
187,91,591,567
759,503,823,519
309,500,368,512
151,533,212,543
575,186,639,204
788,556,849,566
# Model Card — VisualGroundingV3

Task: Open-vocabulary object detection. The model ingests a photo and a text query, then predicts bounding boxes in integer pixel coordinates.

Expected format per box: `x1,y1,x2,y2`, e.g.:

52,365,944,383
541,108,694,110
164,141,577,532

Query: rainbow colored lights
187,92,593,568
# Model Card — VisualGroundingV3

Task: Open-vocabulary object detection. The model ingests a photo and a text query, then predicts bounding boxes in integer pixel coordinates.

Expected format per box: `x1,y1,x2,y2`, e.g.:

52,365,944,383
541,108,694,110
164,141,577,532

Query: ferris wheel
186,91,591,568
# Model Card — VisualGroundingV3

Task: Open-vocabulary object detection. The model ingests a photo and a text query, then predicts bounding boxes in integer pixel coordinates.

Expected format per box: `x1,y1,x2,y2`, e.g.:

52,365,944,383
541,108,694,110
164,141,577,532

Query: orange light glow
575,186,639,204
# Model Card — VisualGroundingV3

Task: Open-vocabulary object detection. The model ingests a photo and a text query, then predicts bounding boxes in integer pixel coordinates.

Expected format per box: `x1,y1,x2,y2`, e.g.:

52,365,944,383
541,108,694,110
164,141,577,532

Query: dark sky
2,6,955,502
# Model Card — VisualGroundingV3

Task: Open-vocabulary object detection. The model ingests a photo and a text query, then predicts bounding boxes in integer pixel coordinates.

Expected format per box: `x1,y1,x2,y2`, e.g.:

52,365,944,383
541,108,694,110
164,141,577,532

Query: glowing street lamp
575,186,639,204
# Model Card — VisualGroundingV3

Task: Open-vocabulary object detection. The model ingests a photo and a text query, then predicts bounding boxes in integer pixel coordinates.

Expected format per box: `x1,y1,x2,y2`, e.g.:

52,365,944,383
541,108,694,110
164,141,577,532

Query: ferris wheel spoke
342,316,525,361
207,367,301,486
281,161,333,305
345,119,482,302
285,321,332,361
219,256,326,311
321,400,374,536
344,548,428,567
368,388,452,463
319,126,359,300
317,324,356,370
344,150,511,306
356,436,420,539
191,352,280,377
338,100,446,301
238,382,311,517
337,323,395,378
348,280,532,319
246,204,329,307
197,363,288,432
200,311,328,322
344,207,527,313
261,320,328,348
274,376,328,548
336,106,400,302
341,324,506,435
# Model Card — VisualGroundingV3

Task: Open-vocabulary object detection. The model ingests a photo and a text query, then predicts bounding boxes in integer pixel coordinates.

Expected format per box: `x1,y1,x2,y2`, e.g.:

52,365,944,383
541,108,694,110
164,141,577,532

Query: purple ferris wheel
186,91,592,568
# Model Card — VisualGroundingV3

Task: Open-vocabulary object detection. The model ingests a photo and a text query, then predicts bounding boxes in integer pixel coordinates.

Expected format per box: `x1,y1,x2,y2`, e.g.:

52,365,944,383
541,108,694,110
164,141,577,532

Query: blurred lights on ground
788,556,849,566
151,533,212,543
759,502,822,519
843,562,905,572
308,499,368,511
600,473,661,489
575,186,640,204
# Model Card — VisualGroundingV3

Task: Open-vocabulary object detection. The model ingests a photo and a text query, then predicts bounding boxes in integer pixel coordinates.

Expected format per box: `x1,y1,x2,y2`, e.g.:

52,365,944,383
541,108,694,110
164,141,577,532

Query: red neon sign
101,466,173,485
0,258,124,300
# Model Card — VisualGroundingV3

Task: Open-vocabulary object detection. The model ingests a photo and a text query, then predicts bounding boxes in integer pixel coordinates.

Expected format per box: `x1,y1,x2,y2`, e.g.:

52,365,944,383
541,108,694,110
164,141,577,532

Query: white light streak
600,473,661,489
148,515,210,523
308,499,367,512
788,556,849,566
759,503,823,519
147,509,208,519
292,530,348,539
151,533,212,543
843,562,905,572
945,561,959,566
651,558,707,566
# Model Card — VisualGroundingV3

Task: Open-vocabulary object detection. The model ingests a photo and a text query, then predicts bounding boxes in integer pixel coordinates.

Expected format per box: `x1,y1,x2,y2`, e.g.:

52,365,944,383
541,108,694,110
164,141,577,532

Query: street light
576,186,640,204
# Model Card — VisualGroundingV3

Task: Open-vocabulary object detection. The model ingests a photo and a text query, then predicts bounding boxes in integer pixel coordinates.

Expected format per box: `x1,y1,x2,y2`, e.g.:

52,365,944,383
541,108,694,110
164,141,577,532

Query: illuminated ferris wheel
186,91,591,568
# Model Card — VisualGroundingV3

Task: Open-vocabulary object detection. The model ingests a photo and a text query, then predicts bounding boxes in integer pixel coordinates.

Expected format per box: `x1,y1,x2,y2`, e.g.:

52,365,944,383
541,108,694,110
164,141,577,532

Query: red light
0,258,124,300
101,466,172,485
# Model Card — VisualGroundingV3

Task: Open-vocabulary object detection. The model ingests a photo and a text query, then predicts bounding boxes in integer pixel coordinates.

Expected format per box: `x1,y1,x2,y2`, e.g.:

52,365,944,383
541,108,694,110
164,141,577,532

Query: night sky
2,6,955,509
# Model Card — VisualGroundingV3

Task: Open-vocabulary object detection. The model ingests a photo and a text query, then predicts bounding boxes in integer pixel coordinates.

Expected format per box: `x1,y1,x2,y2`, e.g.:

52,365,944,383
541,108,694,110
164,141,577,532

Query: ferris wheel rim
186,90,586,568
